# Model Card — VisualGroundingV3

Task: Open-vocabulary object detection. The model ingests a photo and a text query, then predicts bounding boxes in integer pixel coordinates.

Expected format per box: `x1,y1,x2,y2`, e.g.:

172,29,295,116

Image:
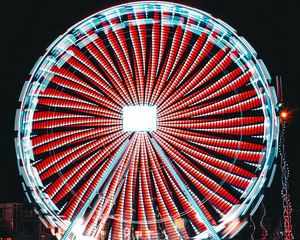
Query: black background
1,0,299,238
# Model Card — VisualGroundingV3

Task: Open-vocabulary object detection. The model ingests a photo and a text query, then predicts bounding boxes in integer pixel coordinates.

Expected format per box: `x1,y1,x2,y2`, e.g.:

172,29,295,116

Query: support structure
279,120,294,240
276,75,294,240
260,202,268,240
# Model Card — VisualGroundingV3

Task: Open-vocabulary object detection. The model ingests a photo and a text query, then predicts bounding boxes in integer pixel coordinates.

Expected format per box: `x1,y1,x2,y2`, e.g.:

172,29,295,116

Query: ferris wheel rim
15,2,279,239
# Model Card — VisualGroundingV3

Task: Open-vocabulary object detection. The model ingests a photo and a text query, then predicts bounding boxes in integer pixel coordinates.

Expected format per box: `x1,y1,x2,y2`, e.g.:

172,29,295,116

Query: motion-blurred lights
72,218,96,240
222,218,242,236
123,105,157,132
79,237,97,240
72,218,85,237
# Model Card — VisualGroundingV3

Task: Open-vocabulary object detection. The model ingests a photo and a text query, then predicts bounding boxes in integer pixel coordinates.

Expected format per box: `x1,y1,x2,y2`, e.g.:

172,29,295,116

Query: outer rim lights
123,105,157,132
15,2,279,239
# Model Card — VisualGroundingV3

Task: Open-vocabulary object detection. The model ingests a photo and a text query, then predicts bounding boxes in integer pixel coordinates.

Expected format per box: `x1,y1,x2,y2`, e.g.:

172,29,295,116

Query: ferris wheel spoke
87,135,138,237
73,47,134,107
157,126,260,177
105,146,138,238
38,88,98,106
61,166,103,220
58,64,126,107
98,22,138,106
31,128,121,160
154,28,209,107
149,134,222,239
157,10,171,77
126,13,146,104
151,132,241,204
32,125,121,157
102,156,136,239
34,131,129,179
135,11,148,76
51,156,110,205
82,31,136,106
49,66,104,94
154,129,261,179
139,134,158,233
144,136,191,238
64,46,125,96
168,16,194,75
163,43,233,109
105,17,134,77
159,67,250,117
108,138,140,238
60,134,137,240
160,113,265,140
104,28,139,106
32,126,121,155
100,19,139,105
149,10,172,105
158,126,264,164
154,16,186,101
160,129,263,174
173,159,233,213
193,48,237,86
85,134,140,238
90,29,127,83
110,182,127,239
158,45,228,110
144,45,153,105
37,98,119,118
165,79,257,118
37,87,121,117
159,114,264,133
33,116,122,129
83,42,133,104
146,144,215,233
135,173,152,238
149,51,170,105
153,147,236,224
50,75,122,112
159,92,262,122
57,49,128,104
37,131,128,196
156,28,217,109
128,135,154,231
161,119,263,140
196,122,265,137
144,11,160,105
44,151,101,201
44,68,123,110
194,68,252,104
156,143,242,204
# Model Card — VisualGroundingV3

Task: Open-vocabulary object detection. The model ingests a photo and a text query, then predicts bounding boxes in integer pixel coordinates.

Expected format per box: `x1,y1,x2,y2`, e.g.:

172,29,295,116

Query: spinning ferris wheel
15,2,279,239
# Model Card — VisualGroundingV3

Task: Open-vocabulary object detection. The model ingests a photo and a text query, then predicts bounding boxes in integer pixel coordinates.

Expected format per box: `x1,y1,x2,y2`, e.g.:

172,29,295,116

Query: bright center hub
122,105,157,132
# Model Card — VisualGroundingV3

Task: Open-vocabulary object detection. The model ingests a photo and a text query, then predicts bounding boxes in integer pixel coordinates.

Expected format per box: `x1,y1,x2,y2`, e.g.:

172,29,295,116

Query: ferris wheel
15,2,279,239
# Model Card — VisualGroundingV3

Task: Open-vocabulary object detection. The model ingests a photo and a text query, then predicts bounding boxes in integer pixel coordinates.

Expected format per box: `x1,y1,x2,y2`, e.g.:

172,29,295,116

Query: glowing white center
123,105,157,132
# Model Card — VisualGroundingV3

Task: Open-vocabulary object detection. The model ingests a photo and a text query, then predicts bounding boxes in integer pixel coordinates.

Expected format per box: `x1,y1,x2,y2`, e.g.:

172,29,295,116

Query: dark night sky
1,0,299,238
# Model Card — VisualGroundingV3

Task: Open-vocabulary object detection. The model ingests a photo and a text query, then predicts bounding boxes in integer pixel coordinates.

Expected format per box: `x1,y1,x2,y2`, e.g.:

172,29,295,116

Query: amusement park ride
14,1,294,239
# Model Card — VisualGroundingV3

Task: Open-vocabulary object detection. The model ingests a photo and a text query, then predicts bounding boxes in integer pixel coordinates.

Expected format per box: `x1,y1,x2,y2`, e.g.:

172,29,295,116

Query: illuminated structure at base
15,2,279,239
279,121,294,240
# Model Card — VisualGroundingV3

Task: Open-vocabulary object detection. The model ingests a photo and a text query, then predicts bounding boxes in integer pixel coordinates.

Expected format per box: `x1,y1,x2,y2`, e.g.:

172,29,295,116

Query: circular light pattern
15,2,279,239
